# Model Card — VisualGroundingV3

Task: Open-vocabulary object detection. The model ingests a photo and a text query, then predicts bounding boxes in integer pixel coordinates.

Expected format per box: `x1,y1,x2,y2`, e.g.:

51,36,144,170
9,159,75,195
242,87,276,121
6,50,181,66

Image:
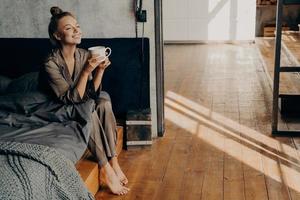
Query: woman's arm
42,60,82,104
92,58,111,92
75,70,90,99
93,68,104,92
42,56,103,104
76,56,105,98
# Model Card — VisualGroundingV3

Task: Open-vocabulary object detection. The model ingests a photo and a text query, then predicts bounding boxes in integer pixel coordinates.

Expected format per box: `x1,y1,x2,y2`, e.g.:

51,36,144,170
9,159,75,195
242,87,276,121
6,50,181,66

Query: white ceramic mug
88,46,112,60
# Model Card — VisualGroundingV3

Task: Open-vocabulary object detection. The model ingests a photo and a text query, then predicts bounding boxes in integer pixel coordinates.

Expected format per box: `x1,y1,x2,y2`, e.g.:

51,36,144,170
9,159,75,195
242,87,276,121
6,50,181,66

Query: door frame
154,0,165,136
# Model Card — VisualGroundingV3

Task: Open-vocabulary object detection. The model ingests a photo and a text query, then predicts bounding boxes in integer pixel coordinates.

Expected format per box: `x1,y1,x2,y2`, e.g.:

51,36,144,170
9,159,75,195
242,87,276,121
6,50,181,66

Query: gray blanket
0,91,95,163
0,141,94,200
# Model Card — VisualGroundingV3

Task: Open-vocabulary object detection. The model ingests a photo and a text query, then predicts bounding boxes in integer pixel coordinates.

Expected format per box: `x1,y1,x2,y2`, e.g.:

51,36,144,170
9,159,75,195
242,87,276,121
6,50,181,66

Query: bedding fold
0,141,94,200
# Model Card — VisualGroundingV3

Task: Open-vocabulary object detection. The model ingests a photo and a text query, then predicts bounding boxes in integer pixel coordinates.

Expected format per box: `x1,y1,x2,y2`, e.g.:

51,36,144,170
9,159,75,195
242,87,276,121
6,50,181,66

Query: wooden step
75,155,99,196
75,126,124,196
116,126,124,156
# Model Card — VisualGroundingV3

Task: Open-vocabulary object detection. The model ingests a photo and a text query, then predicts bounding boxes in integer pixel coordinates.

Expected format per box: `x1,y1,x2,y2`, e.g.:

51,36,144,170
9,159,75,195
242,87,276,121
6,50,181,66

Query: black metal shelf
271,0,300,135
272,130,300,135
279,94,300,98
280,66,300,72
284,0,300,4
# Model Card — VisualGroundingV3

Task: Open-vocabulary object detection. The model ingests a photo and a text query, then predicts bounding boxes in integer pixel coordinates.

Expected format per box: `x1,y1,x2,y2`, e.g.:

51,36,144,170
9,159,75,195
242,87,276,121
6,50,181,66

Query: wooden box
126,108,152,146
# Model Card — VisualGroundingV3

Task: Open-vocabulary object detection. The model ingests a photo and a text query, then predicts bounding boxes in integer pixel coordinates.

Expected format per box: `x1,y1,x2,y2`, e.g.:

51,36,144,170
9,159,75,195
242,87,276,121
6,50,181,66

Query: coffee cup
88,46,112,61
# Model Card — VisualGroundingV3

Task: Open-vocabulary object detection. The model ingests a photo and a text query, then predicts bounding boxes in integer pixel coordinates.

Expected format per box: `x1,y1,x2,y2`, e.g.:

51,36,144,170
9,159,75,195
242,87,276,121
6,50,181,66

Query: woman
39,6,129,195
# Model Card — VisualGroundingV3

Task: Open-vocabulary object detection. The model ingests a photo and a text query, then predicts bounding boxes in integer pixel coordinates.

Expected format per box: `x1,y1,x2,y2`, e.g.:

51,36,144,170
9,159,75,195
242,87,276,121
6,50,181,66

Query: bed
0,38,150,198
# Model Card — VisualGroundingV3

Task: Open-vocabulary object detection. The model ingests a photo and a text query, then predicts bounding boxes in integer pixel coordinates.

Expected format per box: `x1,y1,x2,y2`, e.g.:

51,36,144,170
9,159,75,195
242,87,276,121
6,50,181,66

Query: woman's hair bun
50,6,63,16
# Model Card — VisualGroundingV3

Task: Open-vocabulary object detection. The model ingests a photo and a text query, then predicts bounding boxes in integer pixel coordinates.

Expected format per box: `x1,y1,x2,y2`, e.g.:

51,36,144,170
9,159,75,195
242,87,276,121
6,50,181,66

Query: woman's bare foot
111,156,128,185
103,162,129,195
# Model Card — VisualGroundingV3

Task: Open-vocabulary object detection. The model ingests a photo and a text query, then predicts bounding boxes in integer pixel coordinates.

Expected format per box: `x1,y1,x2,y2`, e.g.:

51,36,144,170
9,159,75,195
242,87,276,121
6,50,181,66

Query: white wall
0,0,158,137
163,0,256,42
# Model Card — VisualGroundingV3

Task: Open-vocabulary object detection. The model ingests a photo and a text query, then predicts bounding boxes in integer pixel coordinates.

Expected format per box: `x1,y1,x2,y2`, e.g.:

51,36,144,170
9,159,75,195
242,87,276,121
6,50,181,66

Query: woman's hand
92,58,111,91
84,56,105,74
98,58,111,70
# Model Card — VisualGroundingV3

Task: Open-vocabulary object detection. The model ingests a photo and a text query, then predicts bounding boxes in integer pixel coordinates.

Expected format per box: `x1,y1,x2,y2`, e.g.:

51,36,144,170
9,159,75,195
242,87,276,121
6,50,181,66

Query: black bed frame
0,38,150,120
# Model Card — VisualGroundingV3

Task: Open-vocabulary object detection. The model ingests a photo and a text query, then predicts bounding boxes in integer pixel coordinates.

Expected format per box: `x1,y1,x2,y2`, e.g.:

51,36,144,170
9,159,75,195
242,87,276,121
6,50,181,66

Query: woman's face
55,15,82,46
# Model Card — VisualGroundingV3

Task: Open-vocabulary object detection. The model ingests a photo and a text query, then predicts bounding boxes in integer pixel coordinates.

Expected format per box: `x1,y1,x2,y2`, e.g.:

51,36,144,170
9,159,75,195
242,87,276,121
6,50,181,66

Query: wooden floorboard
96,43,300,200
252,70,291,200
253,35,300,200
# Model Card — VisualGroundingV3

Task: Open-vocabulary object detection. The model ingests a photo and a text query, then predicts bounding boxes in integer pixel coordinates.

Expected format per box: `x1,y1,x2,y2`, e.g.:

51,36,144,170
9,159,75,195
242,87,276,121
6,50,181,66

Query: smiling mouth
73,34,81,38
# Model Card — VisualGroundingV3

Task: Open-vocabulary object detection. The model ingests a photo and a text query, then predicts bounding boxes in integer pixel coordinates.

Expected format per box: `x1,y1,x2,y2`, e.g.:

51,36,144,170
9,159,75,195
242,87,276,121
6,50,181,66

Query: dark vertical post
154,0,165,136
272,0,283,133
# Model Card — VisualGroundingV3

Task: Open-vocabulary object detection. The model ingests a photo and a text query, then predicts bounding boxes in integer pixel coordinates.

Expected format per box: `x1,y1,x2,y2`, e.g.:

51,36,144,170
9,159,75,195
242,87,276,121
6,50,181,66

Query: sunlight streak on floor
165,90,300,193
198,125,300,191
166,91,300,162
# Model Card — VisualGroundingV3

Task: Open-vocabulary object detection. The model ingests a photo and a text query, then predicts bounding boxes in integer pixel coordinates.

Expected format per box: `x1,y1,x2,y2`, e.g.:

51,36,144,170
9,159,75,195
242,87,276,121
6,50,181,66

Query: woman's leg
88,112,129,195
102,162,130,195
96,91,128,185
95,91,117,158
88,112,109,166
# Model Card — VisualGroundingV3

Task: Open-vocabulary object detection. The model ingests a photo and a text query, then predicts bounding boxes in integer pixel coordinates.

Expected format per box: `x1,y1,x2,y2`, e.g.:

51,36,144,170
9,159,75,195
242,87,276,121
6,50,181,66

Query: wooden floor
256,32,300,94
96,43,300,200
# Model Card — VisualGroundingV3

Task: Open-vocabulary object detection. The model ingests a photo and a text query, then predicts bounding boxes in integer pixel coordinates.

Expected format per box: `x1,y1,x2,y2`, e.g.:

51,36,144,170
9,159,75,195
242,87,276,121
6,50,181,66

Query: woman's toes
120,178,127,185
122,178,128,185
121,186,129,195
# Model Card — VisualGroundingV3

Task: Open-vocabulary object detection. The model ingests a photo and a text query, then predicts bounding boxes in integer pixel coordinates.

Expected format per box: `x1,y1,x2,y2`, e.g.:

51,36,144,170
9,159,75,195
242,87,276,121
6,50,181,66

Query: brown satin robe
40,48,117,166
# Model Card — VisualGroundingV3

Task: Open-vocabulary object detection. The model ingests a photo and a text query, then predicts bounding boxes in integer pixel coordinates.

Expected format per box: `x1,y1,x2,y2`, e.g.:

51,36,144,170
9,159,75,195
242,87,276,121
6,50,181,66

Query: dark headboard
0,38,150,119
